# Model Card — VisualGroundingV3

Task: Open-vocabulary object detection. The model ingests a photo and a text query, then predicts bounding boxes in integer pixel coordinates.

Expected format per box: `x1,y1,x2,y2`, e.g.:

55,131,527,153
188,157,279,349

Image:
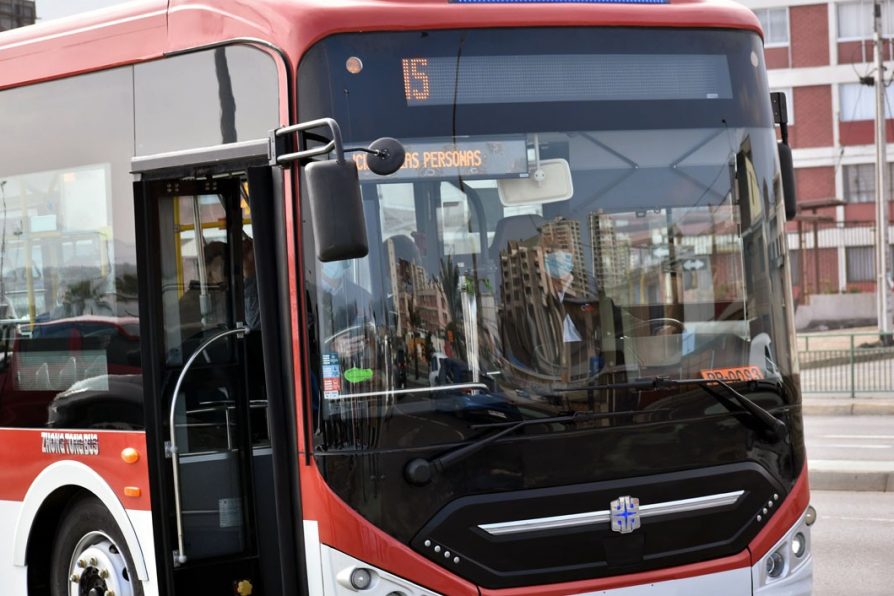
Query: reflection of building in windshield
416,284,450,333
384,235,450,338
589,211,630,298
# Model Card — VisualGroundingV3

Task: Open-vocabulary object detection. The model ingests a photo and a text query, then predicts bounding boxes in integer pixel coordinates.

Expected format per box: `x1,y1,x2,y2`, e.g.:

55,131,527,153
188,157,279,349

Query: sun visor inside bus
498,159,574,206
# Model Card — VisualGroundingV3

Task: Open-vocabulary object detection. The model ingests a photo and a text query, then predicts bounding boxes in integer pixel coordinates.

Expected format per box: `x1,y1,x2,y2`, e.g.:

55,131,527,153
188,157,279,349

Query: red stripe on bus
0,428,151,510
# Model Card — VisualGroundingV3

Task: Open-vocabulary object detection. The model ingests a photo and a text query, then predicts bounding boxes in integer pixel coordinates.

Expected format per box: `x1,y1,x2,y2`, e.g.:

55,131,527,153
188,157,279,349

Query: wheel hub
68,532,134,596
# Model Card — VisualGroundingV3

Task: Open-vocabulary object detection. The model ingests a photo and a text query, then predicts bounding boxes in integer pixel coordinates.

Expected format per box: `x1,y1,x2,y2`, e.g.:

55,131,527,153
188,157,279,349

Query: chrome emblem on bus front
610,496,641,534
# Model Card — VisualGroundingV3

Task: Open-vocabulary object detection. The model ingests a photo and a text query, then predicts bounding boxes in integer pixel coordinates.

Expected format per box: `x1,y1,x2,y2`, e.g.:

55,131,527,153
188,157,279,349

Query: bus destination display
354,136,528,181
401,54,732,107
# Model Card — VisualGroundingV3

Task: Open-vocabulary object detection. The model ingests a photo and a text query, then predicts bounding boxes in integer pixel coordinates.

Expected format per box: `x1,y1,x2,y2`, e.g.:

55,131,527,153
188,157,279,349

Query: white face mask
320,260,351,291
545,250,573,278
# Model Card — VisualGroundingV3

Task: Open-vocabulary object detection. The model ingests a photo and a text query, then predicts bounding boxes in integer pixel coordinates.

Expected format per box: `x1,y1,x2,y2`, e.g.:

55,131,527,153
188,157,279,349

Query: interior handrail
166,324,248,566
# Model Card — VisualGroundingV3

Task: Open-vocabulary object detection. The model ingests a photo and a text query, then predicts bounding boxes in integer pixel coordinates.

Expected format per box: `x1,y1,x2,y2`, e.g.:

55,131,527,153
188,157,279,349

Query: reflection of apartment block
499,241,549,368
540,217,588,298
588,211,631,294
500,242,549,315
0,0,35,31
416,282,450,333
385,238,449,335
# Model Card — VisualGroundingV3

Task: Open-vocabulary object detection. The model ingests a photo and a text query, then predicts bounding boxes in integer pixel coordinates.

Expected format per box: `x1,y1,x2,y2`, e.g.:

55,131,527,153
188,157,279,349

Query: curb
808,460,894,492
802,400,894,416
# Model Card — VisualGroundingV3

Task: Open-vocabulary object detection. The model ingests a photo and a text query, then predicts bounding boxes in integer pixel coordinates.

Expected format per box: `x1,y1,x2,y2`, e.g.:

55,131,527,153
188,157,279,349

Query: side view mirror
770,91,798,220
306,159,367,261
777,142,797,220
271,119,406,262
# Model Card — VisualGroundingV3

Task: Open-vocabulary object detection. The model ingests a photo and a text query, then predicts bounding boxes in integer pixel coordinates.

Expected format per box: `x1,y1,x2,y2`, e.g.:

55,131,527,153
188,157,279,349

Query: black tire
50,496,144,596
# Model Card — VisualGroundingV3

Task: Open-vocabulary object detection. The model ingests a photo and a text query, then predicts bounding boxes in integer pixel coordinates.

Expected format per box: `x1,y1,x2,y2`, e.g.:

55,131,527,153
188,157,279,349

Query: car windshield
299,27,797,454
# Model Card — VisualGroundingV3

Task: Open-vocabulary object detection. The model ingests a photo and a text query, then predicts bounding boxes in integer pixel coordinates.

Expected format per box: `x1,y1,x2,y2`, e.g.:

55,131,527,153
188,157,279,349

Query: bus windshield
300,27,796,454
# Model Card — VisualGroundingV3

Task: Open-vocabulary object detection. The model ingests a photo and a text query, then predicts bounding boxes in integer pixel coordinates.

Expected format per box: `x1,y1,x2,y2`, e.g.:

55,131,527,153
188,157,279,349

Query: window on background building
846,246,876,282
839,82,894,121
838,0,894,40
843,163,894,202
754,7,790,46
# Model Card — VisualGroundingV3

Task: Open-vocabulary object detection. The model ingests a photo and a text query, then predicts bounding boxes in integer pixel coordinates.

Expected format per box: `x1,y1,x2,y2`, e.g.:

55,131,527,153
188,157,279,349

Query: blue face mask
320,260,351,291
545,251,573,278
321,260,350,278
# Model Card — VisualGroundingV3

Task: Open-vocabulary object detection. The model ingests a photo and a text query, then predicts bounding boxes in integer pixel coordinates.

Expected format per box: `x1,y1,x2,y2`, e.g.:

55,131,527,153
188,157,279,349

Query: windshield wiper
403,409,638,486
563,376,787,440
402,378,786,486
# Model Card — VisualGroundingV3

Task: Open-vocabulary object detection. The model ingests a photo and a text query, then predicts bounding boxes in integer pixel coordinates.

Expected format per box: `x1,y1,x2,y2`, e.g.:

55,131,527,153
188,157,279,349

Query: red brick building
743,0,894,300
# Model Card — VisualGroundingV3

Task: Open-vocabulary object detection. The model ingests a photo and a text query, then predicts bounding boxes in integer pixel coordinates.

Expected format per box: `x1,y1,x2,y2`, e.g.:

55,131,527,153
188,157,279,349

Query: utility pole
874,0,892,342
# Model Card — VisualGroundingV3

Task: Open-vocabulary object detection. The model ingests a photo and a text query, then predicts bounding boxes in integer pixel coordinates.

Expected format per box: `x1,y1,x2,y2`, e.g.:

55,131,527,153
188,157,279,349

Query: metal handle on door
166,324,248,565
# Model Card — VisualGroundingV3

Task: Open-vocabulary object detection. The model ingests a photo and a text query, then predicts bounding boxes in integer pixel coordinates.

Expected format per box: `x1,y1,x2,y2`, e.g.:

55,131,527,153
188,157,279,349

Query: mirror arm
276,140,335,165
270,117,346,167
344,146,379,155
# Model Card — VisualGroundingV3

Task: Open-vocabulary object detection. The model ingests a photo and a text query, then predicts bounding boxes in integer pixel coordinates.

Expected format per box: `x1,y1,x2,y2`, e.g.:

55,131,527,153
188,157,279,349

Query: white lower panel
319,543,440,596
303,520,326,596
126,509,159,596
575,567,752,596
0,500,28,592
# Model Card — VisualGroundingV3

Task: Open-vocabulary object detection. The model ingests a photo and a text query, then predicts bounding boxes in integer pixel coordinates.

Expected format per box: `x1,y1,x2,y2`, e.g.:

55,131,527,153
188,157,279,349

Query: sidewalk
802,396,894,416
804,413,894,492
809,459,894,492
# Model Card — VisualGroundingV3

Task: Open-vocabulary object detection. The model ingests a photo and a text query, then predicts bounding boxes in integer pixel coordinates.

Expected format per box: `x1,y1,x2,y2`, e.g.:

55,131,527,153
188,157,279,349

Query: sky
37,0,135,22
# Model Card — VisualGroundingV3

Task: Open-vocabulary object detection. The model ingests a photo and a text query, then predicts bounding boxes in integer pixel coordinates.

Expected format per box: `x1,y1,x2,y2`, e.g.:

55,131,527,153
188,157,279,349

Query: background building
741,0,894,326
0,0,35,30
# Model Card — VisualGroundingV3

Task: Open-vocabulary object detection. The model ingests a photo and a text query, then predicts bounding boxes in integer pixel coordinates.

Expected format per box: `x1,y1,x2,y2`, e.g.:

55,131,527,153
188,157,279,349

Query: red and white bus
0,0,814,594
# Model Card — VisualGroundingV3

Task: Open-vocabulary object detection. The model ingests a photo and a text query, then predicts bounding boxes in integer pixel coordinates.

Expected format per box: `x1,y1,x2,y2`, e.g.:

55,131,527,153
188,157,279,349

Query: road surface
805,415,894,462
811,490,894,595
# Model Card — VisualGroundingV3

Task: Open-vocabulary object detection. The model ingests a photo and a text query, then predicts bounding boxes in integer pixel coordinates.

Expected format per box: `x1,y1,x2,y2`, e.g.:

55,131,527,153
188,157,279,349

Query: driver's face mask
545,250,573,278
320,259,352,292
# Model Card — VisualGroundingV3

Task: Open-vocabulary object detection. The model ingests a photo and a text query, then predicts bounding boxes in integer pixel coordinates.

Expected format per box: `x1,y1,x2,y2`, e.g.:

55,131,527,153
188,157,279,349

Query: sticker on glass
322,352,342,399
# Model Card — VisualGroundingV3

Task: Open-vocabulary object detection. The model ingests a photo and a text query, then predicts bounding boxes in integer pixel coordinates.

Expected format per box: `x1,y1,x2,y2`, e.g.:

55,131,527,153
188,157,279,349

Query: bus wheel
50,497,143,596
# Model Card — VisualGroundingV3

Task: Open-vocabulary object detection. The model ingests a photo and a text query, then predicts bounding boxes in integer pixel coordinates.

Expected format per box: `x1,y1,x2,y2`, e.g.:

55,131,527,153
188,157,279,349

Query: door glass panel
161,193,231,366
157,186,246,560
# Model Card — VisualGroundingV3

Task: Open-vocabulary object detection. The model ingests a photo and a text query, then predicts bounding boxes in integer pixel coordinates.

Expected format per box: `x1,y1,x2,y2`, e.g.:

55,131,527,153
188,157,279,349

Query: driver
318,259,373,356
544,248,582,343
540,233,601,383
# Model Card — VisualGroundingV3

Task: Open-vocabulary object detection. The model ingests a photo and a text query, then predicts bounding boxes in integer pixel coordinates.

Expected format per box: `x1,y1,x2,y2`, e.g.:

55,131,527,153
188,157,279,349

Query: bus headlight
804,505,817,526
350,567,374,590
791,532,807,558
765,551,785,578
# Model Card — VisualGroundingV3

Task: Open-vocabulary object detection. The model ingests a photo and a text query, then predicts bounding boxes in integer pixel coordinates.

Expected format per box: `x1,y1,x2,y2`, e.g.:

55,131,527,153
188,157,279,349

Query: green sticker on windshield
344,367,374,384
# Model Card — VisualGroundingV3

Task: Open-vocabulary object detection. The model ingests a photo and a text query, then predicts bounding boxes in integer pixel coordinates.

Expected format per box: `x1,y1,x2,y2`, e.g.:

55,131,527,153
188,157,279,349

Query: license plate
699,366,764,381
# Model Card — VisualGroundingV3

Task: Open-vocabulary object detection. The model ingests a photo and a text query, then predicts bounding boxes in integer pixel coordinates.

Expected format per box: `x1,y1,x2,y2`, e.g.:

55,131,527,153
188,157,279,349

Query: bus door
136,174,283,594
